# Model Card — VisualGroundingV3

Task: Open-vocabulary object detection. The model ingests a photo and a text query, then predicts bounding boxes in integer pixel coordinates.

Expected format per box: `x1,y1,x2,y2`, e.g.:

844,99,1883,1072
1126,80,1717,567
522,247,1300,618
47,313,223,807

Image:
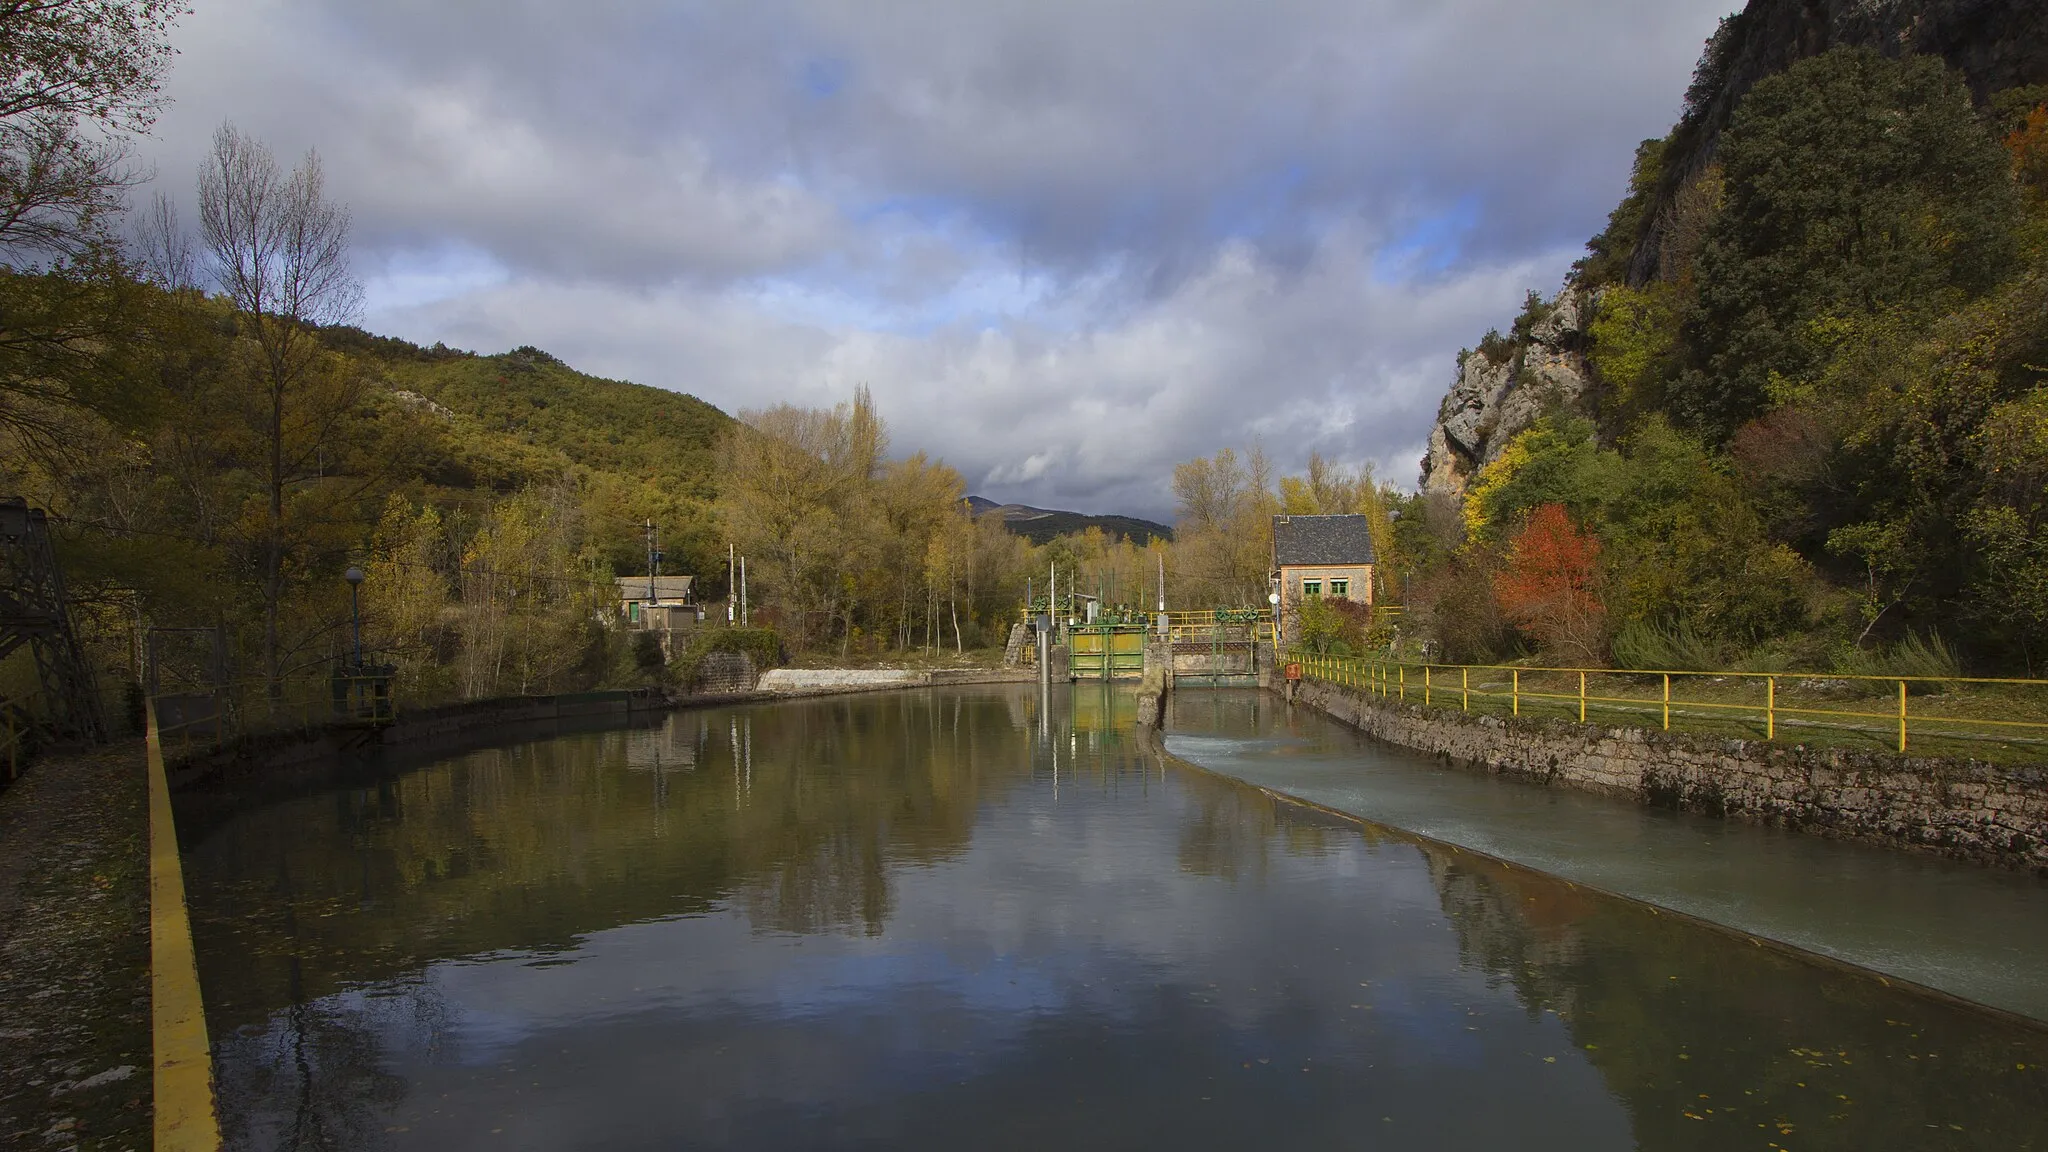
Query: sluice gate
1067,623,1147,681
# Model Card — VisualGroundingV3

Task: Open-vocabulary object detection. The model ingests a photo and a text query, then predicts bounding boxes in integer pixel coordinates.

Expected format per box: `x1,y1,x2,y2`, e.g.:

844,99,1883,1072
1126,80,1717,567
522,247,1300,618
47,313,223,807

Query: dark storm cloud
137,0,1735,519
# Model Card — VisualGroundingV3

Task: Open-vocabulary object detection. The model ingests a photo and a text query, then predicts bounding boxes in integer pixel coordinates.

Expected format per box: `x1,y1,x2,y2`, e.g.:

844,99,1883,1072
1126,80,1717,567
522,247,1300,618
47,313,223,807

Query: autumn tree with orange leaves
1494,504,1607,664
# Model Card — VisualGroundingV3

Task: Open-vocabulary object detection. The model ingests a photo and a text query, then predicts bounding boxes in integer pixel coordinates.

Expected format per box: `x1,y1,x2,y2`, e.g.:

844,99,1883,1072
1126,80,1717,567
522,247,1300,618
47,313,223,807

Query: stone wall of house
1284,678,2048,874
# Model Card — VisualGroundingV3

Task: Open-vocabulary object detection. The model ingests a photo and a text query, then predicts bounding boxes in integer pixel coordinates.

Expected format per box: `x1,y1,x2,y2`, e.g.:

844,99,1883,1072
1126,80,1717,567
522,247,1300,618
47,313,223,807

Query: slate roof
1272,514,1375,567
616,575,695,602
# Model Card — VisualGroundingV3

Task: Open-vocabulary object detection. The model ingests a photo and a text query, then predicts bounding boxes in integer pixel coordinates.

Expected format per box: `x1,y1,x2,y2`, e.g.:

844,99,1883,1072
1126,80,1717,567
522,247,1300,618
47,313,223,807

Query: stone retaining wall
1285,678,2048,874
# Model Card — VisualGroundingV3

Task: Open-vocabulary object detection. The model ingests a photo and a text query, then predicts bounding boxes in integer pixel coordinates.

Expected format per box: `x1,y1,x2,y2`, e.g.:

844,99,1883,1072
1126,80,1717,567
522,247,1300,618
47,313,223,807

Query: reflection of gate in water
1067,624,1147,681
1068,682,1138,731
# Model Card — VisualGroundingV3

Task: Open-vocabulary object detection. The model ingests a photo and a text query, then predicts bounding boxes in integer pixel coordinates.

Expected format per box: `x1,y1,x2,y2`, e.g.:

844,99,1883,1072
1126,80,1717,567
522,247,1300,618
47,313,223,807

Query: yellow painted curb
147,700,222,1150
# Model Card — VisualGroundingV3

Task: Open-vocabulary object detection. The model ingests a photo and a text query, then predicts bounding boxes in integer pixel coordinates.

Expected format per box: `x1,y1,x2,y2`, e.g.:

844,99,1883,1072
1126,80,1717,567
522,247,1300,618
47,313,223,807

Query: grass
1301,657,2048,764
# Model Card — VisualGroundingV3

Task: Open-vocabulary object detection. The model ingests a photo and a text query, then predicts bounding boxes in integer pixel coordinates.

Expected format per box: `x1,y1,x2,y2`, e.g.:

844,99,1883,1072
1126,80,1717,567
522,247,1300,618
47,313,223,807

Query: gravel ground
0,741,152,1150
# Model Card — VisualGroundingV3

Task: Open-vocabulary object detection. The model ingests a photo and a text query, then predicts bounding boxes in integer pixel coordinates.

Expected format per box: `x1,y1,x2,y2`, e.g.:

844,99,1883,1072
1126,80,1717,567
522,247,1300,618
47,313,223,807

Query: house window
1331,579,1349,598
1302,579,1321,598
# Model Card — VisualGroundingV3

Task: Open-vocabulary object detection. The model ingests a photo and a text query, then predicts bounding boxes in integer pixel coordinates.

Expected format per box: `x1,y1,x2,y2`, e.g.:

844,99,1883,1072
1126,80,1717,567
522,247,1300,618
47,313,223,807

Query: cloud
134,0,1736,519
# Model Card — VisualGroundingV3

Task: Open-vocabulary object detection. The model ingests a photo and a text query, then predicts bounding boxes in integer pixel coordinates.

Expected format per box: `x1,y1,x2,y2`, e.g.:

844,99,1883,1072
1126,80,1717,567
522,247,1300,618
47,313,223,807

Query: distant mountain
964,496,1173,545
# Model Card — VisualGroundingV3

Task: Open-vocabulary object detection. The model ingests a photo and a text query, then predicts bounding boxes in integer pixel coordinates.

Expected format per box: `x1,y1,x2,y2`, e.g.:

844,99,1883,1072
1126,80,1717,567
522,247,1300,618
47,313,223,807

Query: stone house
617,576,698,631
1271,514,1374,641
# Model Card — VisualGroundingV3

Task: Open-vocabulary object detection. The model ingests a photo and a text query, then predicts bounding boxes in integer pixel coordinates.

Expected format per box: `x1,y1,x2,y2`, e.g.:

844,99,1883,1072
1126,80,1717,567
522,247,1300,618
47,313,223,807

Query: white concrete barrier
755,669,927,692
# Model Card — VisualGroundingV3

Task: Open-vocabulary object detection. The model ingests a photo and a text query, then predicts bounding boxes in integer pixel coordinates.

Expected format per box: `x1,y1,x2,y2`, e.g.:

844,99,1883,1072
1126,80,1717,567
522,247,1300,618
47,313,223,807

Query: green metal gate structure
1068,624,1148,681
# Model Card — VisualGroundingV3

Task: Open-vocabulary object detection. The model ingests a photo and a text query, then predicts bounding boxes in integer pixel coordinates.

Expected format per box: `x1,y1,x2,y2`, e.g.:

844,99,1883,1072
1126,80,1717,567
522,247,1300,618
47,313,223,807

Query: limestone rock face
1418,286,1596,498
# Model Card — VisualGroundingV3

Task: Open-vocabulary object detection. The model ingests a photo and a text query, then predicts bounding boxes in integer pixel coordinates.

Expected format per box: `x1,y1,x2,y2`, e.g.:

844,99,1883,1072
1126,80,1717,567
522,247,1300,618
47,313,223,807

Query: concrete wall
1283,678,2048,874
755,667,1036,695
166,688,667,787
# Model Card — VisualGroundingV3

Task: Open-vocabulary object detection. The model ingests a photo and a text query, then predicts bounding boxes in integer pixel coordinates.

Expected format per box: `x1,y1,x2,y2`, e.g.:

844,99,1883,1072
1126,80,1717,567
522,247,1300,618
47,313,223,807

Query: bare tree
0,0,184,264
133,189,191,288
197,122,363,695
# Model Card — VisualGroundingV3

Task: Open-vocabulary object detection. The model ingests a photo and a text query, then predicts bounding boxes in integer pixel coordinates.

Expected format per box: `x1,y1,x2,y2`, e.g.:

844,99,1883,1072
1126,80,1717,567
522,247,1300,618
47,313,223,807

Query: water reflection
182,686,2048,1151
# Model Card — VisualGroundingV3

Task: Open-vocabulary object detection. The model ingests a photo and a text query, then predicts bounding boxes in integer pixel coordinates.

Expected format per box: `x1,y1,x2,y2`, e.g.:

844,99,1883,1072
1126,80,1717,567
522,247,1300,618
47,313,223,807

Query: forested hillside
2,269,738,702
1403,4,2048,676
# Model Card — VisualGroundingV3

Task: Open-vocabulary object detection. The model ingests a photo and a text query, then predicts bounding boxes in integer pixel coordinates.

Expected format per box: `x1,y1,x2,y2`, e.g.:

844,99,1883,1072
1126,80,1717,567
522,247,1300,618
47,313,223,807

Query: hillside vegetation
1397,33,2048,678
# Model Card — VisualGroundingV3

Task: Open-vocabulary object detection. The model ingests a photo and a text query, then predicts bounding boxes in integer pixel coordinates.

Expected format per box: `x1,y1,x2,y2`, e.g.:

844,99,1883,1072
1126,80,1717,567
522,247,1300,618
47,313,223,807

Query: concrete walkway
0,742,153,1148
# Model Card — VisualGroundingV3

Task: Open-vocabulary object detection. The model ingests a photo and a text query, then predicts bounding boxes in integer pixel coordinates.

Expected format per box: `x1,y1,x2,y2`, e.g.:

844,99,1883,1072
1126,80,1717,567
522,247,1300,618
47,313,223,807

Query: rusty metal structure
0,497,105,750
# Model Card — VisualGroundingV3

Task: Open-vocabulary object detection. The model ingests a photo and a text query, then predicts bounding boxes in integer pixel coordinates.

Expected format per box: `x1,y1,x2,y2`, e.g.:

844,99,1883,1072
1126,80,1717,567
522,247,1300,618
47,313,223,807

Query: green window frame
1331,579,1349,598
1302,579,1321,598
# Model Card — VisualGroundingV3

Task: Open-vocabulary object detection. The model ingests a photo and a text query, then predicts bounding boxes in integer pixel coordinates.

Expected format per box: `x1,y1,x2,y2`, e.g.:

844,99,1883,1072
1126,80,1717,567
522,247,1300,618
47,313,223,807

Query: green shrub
1610,618,1723,671
672,627,784,689
1474,328,1517,366
1296,597,1376,655
1832,631,1960,687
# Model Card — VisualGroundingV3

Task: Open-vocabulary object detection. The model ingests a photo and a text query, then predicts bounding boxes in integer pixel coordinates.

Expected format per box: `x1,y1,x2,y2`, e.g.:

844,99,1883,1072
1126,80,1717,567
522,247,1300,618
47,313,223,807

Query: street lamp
344,566,365,672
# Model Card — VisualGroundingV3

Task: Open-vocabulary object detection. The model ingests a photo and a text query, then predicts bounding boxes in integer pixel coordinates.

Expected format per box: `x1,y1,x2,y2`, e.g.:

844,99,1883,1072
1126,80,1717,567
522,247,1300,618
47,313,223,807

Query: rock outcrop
1418,0,2048,495
1418,286,1597,498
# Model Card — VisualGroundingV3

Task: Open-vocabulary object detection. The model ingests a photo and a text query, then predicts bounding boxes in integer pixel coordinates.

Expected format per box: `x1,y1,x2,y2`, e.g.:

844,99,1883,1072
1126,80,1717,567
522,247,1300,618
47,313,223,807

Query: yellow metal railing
1165,608,1272,628
1288,652,2048,757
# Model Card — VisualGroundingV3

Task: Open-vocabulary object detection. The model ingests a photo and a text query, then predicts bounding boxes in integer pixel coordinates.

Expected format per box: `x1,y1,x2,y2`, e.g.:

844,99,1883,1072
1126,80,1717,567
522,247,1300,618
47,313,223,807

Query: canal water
179,685,2048,1150
1165,690,2048,1022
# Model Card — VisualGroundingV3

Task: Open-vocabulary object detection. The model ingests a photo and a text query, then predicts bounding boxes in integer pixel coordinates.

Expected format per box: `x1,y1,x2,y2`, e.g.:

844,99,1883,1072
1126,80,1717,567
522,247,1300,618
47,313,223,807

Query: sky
134,0,1736,523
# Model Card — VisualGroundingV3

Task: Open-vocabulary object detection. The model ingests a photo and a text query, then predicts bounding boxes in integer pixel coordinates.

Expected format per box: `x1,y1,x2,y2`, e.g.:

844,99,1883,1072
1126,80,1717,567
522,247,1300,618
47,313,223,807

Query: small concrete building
617,576,697,631
1271,514,1374,639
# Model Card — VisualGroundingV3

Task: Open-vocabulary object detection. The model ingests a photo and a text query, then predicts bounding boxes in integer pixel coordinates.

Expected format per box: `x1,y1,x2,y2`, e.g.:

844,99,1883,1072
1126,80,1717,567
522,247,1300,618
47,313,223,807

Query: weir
1164,687,2048,1024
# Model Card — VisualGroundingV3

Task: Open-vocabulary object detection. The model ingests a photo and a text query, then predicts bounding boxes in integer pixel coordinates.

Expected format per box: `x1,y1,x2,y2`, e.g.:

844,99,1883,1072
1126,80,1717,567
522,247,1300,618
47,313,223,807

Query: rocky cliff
1415,0,2048,494
1418,286,1596,497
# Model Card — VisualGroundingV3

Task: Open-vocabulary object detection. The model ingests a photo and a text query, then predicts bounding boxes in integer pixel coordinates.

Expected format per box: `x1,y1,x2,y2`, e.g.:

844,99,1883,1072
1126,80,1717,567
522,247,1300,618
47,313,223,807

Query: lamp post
344,566,365,673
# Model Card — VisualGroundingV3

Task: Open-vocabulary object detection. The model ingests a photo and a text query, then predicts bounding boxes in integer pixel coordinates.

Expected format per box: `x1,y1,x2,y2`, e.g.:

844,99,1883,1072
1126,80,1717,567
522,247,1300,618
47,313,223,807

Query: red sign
1284,663,1302,681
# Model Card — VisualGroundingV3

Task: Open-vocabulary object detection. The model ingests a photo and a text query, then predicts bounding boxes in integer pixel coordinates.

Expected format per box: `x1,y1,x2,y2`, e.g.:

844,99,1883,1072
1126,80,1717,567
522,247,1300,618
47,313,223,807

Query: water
1165,689,2048,1022
180,685,2048,1150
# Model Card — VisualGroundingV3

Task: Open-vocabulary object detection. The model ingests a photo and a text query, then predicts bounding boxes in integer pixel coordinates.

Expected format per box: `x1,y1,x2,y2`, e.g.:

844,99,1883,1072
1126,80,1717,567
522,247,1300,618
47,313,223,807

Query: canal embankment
166,672,1040,788
1275,674,2048,874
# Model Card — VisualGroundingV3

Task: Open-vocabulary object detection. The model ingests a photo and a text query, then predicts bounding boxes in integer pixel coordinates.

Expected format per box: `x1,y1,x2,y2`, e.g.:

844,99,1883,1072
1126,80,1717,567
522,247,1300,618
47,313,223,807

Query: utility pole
644,520,657,604
727,542,735,624
739,555,748,627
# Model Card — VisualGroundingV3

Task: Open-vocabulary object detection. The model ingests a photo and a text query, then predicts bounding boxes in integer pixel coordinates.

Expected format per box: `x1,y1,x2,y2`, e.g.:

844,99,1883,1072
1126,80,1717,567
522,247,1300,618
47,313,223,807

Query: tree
1674,48,2021,440
196,122,365,694
1170,443,1275,607
1494,504,1606,664
0,2,185,446
0,0,183,263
